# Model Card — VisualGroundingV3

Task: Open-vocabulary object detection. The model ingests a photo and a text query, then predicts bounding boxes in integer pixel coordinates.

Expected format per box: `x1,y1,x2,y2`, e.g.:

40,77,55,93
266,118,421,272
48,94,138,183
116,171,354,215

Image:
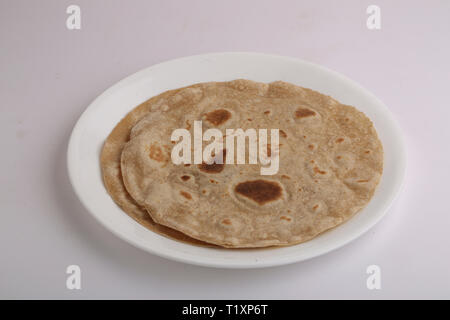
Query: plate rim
67,52,407,268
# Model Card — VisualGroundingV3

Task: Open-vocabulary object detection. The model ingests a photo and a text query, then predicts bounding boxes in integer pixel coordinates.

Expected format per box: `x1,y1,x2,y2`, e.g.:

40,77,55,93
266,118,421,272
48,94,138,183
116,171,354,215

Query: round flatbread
120,80,383,248
100,86,213,247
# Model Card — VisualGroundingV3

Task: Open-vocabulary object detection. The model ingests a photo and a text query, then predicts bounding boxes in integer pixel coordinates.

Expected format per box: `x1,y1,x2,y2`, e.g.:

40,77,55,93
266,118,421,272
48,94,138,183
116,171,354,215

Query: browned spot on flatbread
235,180,282,205
313,167,327,175
280,216,291,221
199,161,224,173
295,108,316,118
181,175,190,181
149,145,164,162
180,191,192,200
304,226,312,233
279,130,287,138
336,138,345,143
198,149,226,173
357,179,369,183
222,219,232,225
205,109,231,126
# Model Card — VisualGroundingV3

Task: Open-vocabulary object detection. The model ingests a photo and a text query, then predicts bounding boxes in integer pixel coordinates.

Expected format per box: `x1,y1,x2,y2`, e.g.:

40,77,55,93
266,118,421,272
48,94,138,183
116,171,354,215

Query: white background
1,0,449,299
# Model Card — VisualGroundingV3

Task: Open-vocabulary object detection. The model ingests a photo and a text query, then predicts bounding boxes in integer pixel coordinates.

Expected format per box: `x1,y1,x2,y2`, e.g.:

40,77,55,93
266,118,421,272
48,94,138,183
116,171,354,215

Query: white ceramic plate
67,52,406,268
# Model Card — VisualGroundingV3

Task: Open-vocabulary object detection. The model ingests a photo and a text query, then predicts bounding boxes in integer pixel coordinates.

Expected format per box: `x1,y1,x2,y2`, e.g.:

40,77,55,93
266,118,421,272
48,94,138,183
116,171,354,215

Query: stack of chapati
101,80,383,248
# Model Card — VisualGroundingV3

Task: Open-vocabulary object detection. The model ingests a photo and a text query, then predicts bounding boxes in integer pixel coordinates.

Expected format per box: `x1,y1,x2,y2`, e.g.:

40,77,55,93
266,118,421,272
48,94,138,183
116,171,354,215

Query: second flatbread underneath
100,86,214,247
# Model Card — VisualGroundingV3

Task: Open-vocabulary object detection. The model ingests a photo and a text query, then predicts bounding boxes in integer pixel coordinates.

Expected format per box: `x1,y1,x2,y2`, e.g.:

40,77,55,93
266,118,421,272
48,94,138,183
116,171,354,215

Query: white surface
68,52,406,268
1,0,450,298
